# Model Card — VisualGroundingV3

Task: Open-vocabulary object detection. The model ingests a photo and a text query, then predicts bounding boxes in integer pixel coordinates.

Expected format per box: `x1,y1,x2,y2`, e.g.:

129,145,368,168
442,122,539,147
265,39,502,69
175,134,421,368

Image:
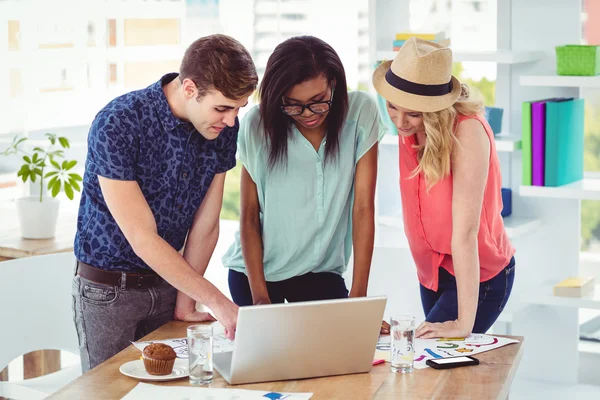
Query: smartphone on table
426,355,479,369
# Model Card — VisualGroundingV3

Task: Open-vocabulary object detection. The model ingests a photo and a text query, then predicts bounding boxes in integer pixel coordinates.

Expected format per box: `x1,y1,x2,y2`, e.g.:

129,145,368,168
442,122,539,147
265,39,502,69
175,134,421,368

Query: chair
0,252,82,399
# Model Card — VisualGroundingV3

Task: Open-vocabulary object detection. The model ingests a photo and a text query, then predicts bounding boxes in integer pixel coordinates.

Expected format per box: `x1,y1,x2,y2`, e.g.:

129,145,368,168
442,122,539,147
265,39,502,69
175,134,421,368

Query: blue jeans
228,269,349,306
419,257,515,333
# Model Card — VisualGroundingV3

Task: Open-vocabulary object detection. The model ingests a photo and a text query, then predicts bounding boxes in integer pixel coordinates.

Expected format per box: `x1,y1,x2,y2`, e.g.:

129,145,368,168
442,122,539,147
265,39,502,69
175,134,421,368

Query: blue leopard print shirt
74,73,238,272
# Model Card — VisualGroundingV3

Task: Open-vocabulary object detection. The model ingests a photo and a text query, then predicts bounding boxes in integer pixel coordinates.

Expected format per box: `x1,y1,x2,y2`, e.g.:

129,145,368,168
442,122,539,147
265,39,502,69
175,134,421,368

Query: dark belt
76,261,161,289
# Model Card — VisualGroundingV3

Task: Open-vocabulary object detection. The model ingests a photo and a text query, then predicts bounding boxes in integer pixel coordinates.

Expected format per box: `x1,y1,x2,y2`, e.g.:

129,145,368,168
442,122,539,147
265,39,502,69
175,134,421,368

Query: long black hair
259,35,349,169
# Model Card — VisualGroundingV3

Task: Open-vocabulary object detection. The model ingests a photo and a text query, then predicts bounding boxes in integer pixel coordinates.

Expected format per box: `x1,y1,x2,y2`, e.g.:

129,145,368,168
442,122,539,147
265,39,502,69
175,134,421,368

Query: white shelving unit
503,216,542,238
381,133,522,152
377,50,544,64
520,178,600,200
520,75,600,88
521,284,600,310
369,0,590,391
377,213,540,240
494,134,522,152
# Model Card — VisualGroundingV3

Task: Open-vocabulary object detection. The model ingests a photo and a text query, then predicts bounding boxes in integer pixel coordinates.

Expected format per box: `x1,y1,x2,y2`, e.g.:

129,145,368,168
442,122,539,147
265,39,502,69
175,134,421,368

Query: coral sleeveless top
399,113,515,291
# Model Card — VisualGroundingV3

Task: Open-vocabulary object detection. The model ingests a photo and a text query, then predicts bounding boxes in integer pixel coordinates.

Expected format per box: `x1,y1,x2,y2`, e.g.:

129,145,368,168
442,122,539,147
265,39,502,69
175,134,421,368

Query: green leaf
30,172,37,183
49,150,64,157
58,137,70,149
61,160,67,169
45,133,57,145
65,160,77,170
51,180,61,197
51,159,61,169
32,153,38,163
64,183,74,200
21,172,28,182
45,171,58,178
33,147,45,153
47,176,58,190
23,155,31,164
69,174,83,182
16,137,27,145
69,178,81,192
34,168,42,176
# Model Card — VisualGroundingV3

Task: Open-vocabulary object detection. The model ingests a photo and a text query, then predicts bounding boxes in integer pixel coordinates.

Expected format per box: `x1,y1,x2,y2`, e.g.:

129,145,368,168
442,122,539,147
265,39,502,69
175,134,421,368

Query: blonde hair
411,84,485,189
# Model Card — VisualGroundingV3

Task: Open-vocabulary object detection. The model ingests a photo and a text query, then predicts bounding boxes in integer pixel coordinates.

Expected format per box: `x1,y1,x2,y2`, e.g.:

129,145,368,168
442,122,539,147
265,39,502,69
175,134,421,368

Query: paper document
133,334,233,358
376,333,519,369
121,382,313,400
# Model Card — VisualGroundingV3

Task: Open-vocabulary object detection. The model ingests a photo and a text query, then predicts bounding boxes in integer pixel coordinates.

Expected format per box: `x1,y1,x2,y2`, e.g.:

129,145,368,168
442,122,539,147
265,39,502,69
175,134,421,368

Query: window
9,69,23,98
281,14,306,21
107,19,117,47
409,0,496,106
38,66,73,93
123,19,180,46
37,21,75,49
220,162,242,221
87,21,96,46
108,63,118,85
1,0,376,225
8,20,20,51
580,0,600,251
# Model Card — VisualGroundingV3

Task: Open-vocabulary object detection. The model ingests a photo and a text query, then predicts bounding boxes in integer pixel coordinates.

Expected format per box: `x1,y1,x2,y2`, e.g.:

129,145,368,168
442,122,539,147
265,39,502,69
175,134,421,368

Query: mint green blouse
222,91,385,281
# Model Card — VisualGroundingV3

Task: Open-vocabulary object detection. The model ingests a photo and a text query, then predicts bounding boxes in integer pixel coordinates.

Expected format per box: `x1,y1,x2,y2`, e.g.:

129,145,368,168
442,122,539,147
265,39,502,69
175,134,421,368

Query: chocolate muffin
142,343,177,375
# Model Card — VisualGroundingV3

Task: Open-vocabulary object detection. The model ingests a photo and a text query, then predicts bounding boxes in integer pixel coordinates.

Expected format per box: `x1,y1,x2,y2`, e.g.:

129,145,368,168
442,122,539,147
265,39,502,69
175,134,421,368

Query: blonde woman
373,37,515,339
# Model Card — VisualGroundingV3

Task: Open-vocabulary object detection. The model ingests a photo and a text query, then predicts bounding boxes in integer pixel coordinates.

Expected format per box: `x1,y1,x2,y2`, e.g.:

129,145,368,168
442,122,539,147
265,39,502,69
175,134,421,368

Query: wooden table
0,200,77,382
49,321,524,400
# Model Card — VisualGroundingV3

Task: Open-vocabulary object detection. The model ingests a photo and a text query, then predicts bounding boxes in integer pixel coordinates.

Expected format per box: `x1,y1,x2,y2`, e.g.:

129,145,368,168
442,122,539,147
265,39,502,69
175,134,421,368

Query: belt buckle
135,275,156,288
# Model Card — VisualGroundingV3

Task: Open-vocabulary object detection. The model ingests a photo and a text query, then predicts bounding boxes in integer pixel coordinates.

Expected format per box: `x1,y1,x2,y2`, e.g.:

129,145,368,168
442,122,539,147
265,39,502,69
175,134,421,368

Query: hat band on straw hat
385,69,454,97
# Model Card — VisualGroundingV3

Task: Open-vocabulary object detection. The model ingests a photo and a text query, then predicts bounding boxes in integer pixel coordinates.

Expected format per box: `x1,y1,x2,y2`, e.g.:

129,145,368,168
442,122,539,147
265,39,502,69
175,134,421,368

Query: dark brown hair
180,34,258,99
259,36,349,169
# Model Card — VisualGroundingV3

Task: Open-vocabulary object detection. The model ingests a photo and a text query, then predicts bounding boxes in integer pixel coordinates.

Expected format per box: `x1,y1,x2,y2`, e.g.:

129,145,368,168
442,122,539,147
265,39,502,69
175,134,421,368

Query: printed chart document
122,383,313,400
375,334,519,369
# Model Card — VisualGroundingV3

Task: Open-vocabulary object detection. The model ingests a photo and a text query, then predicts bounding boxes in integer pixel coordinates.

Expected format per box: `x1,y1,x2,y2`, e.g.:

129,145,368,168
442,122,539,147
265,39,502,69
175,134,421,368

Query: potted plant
1,133,82,239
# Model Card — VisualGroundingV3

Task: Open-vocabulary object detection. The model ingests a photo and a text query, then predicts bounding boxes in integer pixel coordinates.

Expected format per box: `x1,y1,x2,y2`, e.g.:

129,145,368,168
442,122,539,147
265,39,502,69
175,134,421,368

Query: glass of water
390,315,416,373
187,324,213,384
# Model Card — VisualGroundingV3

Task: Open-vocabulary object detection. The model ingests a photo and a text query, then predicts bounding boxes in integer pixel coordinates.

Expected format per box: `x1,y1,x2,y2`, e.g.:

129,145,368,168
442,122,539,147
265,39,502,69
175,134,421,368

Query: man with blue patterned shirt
72,34,258,371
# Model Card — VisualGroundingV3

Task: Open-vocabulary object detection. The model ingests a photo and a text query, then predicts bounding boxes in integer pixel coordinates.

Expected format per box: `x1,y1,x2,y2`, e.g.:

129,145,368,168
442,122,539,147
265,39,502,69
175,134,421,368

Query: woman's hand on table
415,319,471,339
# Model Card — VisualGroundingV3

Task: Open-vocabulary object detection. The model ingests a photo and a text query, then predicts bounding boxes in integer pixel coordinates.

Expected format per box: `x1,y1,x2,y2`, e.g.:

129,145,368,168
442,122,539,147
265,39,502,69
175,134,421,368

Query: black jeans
228,269,349,306
419,257,516,333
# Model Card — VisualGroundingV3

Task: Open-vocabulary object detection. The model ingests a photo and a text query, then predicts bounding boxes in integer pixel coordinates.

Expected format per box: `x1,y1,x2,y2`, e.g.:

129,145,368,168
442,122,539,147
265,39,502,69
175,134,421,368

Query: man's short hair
180,34,258,100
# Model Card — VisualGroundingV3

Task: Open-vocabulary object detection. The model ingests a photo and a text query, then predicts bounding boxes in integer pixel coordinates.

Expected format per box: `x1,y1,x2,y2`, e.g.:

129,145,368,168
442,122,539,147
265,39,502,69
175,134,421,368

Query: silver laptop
213,296,387,385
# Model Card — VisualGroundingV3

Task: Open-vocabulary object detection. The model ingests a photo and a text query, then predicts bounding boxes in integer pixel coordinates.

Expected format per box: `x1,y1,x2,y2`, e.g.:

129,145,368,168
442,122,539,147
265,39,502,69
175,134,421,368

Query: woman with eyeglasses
222,35,384,309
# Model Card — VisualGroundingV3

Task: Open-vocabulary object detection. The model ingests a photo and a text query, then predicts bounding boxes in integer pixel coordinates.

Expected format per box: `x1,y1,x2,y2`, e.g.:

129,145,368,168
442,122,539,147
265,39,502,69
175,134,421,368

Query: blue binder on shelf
485,106,503,135
501,188,512,217
544,98,584,187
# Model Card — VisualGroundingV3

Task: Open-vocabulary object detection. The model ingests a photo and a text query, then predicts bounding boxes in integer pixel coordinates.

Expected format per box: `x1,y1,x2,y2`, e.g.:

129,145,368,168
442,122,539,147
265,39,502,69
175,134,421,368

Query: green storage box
556,45,600,76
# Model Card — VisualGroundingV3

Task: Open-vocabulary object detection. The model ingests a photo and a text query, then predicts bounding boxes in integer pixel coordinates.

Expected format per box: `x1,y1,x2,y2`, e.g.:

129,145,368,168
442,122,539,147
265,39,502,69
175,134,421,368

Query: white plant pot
16,196,60,239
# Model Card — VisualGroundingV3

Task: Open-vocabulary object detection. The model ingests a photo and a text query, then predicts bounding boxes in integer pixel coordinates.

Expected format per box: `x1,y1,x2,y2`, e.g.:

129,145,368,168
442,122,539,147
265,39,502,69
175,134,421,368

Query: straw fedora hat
373,37,461,113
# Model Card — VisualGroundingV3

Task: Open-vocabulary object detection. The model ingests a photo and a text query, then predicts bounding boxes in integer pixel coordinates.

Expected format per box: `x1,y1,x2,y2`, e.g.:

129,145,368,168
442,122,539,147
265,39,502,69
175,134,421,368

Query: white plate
119,358,189,381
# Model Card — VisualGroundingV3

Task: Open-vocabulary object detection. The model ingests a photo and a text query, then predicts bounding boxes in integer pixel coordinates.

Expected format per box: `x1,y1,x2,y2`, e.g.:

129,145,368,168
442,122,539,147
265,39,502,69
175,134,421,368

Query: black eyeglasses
280,84,335,116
